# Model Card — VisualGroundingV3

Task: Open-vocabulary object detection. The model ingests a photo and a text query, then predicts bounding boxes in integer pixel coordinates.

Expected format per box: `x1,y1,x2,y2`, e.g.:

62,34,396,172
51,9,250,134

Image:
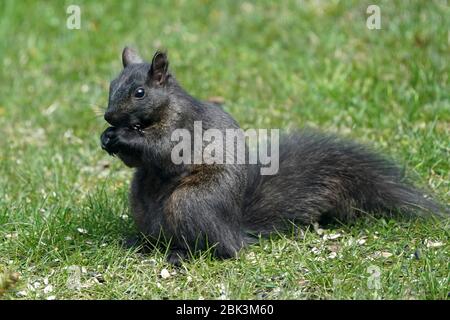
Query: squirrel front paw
100,126,135,156
100,127,119,155
100,127,114,151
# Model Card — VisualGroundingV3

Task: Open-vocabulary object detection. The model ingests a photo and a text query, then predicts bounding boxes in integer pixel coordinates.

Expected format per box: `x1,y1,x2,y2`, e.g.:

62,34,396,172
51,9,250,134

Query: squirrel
100,47,445,265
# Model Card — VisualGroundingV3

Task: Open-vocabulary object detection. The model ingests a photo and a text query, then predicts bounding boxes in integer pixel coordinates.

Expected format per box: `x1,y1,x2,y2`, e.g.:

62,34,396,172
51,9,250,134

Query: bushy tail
243,132,446,235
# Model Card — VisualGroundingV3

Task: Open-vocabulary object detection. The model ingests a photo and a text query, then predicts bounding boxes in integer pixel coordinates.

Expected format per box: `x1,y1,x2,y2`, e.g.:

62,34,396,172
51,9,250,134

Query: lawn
0,0,448,299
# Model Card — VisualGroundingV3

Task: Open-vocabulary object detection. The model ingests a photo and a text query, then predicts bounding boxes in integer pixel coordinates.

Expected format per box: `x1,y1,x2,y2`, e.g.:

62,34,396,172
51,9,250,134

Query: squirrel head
104,47,171,128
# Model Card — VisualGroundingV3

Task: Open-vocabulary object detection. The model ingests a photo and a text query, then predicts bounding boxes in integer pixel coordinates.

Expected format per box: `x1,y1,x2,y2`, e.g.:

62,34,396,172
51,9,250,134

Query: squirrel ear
122,47,143,68
149,51,169,85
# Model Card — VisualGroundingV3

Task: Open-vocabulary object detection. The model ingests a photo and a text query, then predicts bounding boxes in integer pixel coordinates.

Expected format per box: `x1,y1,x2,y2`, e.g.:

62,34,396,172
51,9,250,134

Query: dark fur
100,48,445,265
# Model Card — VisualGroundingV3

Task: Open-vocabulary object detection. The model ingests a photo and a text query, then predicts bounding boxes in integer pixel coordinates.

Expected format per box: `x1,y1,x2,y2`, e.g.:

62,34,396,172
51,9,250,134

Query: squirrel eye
134,87,145,99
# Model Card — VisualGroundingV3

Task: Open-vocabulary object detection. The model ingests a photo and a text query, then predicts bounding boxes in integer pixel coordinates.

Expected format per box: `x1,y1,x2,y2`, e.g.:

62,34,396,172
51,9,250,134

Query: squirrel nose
104,111,114,125
104,111,128,126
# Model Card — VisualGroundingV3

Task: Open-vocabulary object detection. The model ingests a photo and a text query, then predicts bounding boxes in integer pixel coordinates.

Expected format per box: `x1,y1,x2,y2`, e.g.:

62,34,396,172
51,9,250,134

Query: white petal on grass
43,103,59,116
327,244,340,253
160,268,171,279
46,295,56,300
66,265,82,291
16,290,28,297
313,222,324,235
77,228,88,234
357,239,366,245
315,257,325,262
328,252,337,259
246,252,257,263
81,84,90,93
298,279,310,287
43,284,53,294
425,239,444,248
329,233,342,240
5,232,18,239
272,287,282,295
218,283,229,300
141,259,157,266
323,233,341,241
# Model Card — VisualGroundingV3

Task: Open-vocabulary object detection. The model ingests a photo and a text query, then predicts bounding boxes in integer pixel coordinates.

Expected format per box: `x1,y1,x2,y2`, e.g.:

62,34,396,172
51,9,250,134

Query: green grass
0,0,449,300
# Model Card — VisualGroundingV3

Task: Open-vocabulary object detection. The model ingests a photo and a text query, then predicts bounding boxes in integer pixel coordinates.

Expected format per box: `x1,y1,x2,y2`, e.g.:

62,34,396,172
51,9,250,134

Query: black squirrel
100,47,444,265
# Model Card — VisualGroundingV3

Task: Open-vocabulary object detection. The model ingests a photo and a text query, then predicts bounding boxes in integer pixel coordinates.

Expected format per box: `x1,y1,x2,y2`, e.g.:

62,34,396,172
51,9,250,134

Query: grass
0,0,449,299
